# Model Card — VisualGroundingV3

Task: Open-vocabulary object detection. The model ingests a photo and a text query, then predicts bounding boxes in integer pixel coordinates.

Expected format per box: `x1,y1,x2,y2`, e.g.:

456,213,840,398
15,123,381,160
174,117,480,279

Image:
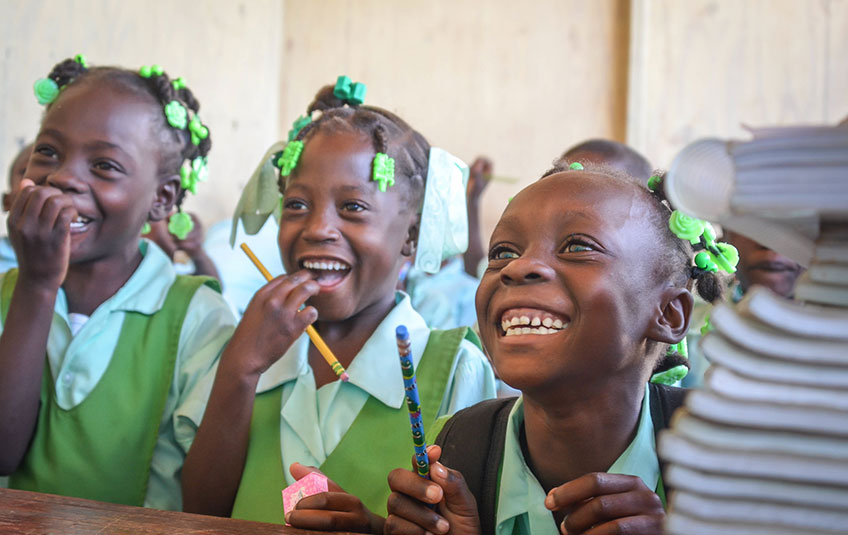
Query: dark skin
143,214,221,279
385,173,692,535
182,130,419,533
3,143,33,212
724,230,803,298
0,82,179,474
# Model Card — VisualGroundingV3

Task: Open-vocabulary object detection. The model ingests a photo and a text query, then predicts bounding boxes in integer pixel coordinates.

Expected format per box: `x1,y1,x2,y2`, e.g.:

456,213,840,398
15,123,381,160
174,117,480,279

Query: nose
301,208,341,243
45,164,86,194
499,254,556,286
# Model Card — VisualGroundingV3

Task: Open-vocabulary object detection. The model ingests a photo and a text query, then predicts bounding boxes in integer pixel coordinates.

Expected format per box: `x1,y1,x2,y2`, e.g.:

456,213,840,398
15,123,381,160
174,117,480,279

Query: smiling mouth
69,215,93,233
500,308,569,337
300,258,352,289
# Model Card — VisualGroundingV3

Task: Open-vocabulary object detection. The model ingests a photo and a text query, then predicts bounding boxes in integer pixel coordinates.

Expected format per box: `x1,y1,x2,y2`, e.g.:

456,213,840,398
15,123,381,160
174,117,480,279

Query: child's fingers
428,462,480,519
385,490,449,534
387,467,443,505
560,489,664,535
288,462,343,493
40,193,76,235
545,472,643,512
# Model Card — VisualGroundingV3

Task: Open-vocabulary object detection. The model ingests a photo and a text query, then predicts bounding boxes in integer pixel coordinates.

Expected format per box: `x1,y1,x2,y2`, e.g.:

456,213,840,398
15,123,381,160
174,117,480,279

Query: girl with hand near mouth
182,79,496,532
384,166,729,535
0,56,234,510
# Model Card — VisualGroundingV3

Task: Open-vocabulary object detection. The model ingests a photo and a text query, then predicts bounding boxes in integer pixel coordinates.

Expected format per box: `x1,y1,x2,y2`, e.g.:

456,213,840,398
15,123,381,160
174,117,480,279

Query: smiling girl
384,166,730,535
182,80,495,532
0,56,234,510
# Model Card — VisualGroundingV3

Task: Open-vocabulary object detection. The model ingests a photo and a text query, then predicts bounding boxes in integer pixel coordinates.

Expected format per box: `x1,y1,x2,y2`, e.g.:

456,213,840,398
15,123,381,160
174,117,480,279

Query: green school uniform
230,292,496,523
0,240,235,509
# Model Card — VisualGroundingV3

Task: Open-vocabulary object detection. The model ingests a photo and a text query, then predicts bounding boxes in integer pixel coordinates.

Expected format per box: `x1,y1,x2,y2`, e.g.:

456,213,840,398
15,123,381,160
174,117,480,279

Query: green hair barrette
569,161,584,170
180,157,208,194
74,54,88,68
333,75,367,106
277,141,304,177
189,116,209,146
372,152,396,192
164,100,188,129
139,64,164,78
33,78,60,105
168,211,194,240
668,210,739,274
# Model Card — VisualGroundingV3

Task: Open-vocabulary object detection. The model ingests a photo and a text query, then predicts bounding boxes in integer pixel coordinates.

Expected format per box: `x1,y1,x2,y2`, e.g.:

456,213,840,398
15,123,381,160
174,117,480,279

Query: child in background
384,165,730,535
144,212,221,279
0,56,235,510
555,138,653,179
0,143,33,273
182,78,496,531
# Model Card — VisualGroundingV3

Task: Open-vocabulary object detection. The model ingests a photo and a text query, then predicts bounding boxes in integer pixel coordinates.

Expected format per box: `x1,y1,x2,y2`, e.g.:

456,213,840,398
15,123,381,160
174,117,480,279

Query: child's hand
384,445,481,535
286,462,383,534
466,157,493,205
7,179,75,290
223,270,320,377
544,473,665,535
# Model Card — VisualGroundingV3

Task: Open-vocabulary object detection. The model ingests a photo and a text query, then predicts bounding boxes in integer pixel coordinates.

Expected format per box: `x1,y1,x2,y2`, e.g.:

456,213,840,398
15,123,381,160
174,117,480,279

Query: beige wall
1,0,846,246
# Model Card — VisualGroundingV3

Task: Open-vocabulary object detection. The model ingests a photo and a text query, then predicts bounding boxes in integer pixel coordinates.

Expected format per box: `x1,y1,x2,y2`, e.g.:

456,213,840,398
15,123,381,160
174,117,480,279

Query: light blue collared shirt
253,291,496,485
495,383,659,535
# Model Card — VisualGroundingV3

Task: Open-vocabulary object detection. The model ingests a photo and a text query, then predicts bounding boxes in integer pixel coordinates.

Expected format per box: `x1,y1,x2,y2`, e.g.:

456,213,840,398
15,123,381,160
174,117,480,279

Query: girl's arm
181,271,319,516
0,182,74,473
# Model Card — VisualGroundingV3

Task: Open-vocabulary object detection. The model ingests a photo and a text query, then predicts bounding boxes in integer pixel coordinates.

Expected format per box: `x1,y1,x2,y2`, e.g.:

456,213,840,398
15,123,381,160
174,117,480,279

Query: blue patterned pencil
396,325,429,479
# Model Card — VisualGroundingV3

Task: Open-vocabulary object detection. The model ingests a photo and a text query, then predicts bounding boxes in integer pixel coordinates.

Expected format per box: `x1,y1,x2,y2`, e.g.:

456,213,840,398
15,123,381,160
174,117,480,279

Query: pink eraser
282,472,329,520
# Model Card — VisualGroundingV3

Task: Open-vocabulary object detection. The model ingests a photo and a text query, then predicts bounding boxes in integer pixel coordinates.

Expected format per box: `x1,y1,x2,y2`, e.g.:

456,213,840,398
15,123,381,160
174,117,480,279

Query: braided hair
40,57,211,218
282,84,430,210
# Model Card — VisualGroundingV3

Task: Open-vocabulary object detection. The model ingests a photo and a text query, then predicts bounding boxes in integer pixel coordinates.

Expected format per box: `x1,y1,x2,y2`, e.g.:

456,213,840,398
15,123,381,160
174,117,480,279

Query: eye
489,245,520,260
34,145,58,159
92,160,122,173
562,235,597,253
284,199,307,211
341,201,366,212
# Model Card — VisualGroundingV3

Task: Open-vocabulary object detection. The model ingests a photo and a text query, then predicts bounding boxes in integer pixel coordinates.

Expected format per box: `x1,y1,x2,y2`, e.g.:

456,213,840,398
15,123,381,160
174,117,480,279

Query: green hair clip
669,211,706,244
647,174,663,192
569,162,584,170
277,141,304,177
164,100,188,129
668,210,739,274
74,54,88,68
180,156,208,194
172,77,187,91
288,115,312,142
168,211,194,240
372,152,396,192
333,75,367,106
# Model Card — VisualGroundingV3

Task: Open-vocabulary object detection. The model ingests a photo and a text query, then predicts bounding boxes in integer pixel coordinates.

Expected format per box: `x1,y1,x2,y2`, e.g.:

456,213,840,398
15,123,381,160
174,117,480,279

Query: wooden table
0,488,356,534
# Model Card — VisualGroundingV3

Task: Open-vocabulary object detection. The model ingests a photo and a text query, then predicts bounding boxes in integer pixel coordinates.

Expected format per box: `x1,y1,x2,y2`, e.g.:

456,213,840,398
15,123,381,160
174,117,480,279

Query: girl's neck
62,244,144,316
520,372,648,494
308,290,397,388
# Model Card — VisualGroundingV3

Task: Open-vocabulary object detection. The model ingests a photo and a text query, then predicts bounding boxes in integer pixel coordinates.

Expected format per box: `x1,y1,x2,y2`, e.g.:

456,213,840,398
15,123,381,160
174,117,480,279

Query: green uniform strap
231,326,472,523
5,271,216,506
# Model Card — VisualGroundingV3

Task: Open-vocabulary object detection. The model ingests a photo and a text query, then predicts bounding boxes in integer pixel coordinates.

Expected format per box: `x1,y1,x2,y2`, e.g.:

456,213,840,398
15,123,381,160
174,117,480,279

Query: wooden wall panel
627,0,848,168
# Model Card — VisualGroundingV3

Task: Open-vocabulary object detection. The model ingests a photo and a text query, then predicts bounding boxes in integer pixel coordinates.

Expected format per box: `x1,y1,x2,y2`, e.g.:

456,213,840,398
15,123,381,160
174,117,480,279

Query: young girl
181,79,496,531
384,165,731,534
0,56,235,510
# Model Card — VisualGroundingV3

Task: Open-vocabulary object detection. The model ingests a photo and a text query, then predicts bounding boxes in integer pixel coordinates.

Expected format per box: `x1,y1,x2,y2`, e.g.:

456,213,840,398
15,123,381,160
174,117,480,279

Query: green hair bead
569,162,584,170
647,175,662,191
141,221,151,235
694,251,717,272
164,100,188,129
172,77,187,91
189,116,209,146
74,54,88,68
333,75,367,106
372,152,396,192
33,78,60,105
168,211,194,240
708,242,739,273
139,64,164,79
277,140,304,177
669,210,705,244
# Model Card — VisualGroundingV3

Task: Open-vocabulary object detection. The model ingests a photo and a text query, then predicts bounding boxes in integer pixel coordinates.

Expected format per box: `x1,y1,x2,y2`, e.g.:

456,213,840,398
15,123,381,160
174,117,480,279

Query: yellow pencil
240,243,349,382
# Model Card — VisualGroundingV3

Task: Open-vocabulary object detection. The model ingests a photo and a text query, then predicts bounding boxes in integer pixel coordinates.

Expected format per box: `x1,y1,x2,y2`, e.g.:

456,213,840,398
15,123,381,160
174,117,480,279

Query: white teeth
542,317,553,327
504,326,559,336
553,319,564,329
520,316,530,325
531,317,541,326
303,260,349,271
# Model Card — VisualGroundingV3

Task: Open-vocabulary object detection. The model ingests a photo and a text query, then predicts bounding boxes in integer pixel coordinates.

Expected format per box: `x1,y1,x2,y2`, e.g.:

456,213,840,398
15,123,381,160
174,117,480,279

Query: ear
646,287,693,344
148,174,180,222
2,193,10,212
401,213,420,258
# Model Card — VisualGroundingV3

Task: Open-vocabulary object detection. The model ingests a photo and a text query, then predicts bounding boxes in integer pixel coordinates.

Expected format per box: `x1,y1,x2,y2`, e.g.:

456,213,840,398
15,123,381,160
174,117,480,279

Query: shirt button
63,372,73,384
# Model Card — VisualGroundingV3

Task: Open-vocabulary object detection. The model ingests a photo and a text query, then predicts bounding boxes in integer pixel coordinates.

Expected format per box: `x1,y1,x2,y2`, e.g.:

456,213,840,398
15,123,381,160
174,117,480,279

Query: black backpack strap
649,383,688,496
435,397,517,535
